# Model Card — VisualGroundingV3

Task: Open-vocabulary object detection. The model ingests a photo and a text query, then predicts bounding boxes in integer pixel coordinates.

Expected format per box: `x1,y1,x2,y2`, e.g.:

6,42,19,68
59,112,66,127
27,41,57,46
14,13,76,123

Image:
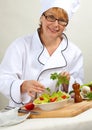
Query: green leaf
46,87,51,93
50,73,59,80
87,92,92,100
50,72,69,87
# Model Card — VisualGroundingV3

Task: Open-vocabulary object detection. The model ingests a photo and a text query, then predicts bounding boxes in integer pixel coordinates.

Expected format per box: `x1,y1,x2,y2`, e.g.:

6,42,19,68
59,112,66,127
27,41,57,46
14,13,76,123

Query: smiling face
39,7,68,40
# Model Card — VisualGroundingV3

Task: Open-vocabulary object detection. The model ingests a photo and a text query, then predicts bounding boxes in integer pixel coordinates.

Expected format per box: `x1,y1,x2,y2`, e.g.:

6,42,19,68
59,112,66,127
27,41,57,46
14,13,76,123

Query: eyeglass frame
43,13,68,26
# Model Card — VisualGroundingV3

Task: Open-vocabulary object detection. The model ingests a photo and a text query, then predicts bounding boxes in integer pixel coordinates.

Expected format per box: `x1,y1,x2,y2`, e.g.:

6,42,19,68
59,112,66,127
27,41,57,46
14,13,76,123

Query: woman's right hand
21,80,45,97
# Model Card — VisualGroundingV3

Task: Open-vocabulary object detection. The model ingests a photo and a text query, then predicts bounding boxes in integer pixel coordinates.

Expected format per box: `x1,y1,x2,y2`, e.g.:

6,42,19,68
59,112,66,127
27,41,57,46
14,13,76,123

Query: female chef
0,0,84,107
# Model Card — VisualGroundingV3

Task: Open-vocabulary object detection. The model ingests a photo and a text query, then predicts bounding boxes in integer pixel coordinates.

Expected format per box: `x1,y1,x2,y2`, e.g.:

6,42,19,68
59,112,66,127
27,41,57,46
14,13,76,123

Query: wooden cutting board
28,100,92,118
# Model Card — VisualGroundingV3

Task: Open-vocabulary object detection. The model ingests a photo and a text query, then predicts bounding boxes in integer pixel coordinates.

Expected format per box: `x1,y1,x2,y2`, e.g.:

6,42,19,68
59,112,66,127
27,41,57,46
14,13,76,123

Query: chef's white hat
40,0,80,20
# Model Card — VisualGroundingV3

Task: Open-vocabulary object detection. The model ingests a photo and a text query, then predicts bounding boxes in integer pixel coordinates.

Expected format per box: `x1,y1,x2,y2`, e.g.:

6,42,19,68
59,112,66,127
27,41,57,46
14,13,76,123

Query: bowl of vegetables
33,91,71,111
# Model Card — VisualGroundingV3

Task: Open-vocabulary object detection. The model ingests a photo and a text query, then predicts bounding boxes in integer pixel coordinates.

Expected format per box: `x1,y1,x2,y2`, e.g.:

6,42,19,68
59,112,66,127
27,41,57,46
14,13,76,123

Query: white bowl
34,98,72,111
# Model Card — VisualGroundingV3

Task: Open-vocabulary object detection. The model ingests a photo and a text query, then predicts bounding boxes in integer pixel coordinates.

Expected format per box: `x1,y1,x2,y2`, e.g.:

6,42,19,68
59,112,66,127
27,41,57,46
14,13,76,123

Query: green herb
50,72,69,87
87,92,92,100
46,87,51,93
81,81,92,87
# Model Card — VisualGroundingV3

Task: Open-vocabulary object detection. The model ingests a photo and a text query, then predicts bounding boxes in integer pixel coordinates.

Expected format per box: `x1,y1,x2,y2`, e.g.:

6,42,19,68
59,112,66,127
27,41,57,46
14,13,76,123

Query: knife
18,108,39,115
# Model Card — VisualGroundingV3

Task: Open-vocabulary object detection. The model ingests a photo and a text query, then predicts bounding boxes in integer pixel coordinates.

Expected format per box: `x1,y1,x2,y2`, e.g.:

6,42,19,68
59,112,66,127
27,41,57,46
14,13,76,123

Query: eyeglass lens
43,13,68,26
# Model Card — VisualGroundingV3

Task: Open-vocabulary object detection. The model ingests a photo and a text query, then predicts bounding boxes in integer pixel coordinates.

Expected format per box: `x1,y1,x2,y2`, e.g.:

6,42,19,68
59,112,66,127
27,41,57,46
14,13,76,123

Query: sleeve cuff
10,80,31,104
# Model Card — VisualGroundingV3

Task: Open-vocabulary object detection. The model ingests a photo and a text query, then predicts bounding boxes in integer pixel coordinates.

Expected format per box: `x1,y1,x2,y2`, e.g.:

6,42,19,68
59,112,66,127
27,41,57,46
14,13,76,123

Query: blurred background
0,0,92,109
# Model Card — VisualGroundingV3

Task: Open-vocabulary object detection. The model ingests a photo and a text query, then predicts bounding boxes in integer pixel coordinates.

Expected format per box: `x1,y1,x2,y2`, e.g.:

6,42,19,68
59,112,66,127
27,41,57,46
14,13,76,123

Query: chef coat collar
37,32,68,69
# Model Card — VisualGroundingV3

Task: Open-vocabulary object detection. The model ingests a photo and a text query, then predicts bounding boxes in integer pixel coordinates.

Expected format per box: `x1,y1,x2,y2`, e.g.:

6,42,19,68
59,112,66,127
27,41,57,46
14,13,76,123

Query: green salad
33,91,70,104
34,72,70,104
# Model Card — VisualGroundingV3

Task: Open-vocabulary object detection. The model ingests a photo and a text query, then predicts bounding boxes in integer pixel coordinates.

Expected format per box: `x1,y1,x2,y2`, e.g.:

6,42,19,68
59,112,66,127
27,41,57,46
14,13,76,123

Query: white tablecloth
0,108,92,130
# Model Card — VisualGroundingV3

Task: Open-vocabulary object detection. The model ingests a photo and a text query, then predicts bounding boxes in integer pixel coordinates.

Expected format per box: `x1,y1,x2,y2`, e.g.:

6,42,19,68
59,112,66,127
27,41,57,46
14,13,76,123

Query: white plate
34,98,72,111
0,108,30,127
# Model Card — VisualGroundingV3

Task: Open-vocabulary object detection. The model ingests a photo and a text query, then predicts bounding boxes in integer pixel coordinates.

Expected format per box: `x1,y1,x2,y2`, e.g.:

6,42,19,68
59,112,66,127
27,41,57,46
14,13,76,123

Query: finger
28,91,36,97
35,82,45,89
29,85,44,93
62,72,69,76
61,71,67,76
33,87,44,93
61,72,70,80
33,86,45,92
67,75,70,80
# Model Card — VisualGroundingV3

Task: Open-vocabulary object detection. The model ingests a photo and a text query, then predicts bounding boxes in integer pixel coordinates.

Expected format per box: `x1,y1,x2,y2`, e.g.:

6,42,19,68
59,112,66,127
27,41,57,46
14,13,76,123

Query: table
0,108,92,130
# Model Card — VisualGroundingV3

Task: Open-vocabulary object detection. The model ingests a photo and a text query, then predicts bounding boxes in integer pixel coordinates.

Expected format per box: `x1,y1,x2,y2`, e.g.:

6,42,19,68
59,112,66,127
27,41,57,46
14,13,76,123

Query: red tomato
39,97,44,100
50,97,57,102
61,95,67,99
24,102,34,110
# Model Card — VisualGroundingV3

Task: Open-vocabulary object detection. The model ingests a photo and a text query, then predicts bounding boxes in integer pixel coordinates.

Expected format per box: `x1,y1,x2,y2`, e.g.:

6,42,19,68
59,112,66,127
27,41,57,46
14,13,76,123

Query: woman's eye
49,15,55,20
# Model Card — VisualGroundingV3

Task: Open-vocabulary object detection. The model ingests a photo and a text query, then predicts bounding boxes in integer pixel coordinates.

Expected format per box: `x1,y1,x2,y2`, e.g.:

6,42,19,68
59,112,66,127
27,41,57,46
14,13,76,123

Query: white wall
0,0,92,109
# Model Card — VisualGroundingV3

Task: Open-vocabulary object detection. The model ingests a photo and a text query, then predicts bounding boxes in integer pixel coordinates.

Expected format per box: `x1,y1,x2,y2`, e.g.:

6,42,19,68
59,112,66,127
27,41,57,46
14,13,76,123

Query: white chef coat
0,30,84,107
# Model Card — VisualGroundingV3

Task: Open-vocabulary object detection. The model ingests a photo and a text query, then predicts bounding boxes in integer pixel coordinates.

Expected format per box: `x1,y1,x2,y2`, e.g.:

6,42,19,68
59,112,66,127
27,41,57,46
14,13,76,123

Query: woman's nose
54,20,59,26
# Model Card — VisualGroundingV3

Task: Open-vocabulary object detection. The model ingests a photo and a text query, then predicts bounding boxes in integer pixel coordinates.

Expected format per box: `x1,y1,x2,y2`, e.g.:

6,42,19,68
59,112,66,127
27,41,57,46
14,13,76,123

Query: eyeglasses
43,13,68,26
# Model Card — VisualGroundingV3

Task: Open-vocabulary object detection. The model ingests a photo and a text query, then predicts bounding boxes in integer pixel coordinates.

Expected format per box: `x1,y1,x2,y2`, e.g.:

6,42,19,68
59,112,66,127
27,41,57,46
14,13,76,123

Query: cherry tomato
24,102,34,110
61,95,67,99
39,97,44,100
50,97,57,102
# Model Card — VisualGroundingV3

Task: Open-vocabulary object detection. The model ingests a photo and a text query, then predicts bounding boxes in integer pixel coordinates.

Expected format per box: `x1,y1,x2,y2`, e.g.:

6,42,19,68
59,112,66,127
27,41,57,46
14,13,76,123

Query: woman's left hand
60,71,70,93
